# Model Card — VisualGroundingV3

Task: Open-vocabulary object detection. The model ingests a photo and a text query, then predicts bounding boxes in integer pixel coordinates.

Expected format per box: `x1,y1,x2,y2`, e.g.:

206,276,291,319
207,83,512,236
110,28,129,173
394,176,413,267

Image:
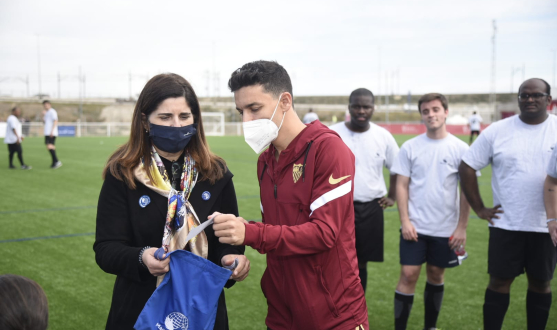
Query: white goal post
200,112,225,136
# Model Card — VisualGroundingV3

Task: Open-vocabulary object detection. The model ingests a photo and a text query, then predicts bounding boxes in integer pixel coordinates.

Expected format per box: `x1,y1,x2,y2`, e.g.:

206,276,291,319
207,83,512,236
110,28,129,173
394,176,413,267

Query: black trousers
7,143,24,166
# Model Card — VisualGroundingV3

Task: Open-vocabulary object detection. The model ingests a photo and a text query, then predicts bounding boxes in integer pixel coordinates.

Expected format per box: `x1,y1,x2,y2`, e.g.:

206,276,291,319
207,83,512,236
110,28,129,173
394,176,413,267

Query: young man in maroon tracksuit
212,60,368,330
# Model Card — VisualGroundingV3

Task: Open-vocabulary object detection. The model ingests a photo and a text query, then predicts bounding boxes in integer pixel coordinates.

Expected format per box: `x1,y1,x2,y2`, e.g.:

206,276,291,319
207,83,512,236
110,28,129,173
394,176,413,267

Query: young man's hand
211,212,248,246
476,205,504,225
401,222,418,242
378,196,395,209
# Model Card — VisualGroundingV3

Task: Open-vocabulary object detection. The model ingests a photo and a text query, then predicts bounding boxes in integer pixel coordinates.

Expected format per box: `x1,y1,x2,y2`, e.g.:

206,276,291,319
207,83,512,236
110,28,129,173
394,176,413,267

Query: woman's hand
142,247,170,276
222,254,250,281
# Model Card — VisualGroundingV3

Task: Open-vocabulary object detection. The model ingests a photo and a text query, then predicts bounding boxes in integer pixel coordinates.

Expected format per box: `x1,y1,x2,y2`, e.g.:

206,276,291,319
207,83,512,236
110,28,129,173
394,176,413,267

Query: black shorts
470,130,480,136
354,199,384,262
7,143,22,153
488,227,557,281
45,136,56,145
399,232,459,268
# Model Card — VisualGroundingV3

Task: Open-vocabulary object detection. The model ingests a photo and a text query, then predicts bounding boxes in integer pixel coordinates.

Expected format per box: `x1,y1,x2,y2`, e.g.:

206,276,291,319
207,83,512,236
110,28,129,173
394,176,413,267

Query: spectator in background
330,88,399,294
43,100,62,169
4,106,31,170
468,111,483,144
391,93,470,330
0,274,49,330
302,107,319,124
459,78,556,330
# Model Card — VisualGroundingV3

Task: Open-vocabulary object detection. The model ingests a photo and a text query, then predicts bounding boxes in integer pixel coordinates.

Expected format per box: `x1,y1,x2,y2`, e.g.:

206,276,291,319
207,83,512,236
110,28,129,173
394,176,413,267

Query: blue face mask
149,123,197,153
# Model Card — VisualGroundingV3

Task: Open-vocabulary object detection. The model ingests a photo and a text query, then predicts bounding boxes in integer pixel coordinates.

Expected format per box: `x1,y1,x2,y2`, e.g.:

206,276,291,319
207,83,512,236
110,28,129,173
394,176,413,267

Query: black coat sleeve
213,178,245,288
93,170,151,282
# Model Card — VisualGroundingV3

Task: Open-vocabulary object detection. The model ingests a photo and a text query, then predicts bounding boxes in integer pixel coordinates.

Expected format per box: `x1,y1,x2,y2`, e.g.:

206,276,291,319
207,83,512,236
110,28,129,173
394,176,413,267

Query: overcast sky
1,0,556,98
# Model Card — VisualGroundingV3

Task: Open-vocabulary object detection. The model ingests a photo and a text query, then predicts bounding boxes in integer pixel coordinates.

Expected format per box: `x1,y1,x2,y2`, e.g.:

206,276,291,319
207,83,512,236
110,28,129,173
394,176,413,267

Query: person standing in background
302,108,319,124
468,111,483,145
459,78,556,330
42,100,62,169
391,93,470,330
330,88,399,294
4,106,31,170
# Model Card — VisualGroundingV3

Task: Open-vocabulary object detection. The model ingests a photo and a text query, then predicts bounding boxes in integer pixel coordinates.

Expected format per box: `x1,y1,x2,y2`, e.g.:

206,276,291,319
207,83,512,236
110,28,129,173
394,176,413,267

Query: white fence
1,113,226,138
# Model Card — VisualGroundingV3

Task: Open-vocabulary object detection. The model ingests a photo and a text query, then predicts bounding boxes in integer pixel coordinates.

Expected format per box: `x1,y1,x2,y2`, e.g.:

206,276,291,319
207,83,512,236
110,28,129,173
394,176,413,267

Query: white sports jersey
462,114,557,233
44,108,58,136
330,122,399,202
547,145,557,179
391,133,469,237
469,114,483,131
303,112,319,124
4,115,22,144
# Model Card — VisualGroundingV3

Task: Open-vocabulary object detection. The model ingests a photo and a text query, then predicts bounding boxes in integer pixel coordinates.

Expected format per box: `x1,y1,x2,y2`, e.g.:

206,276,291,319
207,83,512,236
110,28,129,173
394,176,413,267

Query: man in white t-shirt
43,100,62,169
468,111,483,145
391,93,470,330
302,108,319,124
459,78,556,330
4,106,31,170
544,145,557,247
330,88,399,293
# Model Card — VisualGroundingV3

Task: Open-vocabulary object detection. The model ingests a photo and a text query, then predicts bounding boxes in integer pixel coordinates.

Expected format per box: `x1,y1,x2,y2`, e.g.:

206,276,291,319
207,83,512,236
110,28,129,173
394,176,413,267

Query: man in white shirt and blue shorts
330,88,399,293
43,100,62,169
459,78,557,330
391,93,470,330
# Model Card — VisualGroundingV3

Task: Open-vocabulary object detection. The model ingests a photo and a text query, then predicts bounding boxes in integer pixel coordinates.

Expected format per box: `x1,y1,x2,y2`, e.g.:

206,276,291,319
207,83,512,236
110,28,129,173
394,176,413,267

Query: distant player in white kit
302,108,319,124
459,78,557,330
468,111,482,144
43,100,62,169
4,106,31,170
391,93,470,330
330,87,399,293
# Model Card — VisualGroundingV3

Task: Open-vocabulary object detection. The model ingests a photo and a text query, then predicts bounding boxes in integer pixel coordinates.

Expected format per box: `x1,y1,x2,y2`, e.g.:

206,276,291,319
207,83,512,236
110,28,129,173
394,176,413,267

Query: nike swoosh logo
183,132,192,136
329,174,351,185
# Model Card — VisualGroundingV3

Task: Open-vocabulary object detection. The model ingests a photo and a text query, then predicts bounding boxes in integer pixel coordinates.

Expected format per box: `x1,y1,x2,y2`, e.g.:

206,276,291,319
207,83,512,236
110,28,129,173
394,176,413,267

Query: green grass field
0,135,555,330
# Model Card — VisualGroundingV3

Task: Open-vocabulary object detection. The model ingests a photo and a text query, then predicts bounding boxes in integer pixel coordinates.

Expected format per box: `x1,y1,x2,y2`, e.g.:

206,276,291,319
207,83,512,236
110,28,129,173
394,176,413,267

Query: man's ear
280,92,293,112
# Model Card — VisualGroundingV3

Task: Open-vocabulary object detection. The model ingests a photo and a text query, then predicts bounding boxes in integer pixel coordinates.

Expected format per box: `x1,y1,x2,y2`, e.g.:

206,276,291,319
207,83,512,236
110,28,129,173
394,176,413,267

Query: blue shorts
399,232,459,268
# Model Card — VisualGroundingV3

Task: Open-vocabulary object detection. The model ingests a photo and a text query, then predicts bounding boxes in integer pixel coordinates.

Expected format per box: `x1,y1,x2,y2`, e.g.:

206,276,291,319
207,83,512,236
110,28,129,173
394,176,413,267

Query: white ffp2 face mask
242,94,285,154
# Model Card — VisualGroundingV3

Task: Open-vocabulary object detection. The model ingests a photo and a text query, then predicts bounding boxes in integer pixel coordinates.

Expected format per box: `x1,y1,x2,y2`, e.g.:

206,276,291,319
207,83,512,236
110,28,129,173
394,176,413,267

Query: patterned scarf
134,147,209,284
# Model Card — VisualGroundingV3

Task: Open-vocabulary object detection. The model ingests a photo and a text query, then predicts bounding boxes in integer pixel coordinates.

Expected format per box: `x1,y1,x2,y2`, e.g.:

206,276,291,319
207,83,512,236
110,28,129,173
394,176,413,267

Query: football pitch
0,135,555,330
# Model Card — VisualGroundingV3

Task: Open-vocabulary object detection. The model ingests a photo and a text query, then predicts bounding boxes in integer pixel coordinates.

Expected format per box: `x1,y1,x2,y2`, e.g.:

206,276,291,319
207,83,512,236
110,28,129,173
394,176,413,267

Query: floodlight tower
489,20,497,112
37,34,42,97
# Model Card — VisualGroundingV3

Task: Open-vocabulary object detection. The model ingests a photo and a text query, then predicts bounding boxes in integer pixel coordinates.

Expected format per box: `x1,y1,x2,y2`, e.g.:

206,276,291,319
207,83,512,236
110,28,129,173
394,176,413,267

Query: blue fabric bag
134,249,232,330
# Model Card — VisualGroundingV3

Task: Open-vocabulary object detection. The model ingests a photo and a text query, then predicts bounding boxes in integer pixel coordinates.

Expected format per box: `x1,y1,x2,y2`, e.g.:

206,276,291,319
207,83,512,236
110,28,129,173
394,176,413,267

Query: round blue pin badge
139,195,151,208
202,191,211,201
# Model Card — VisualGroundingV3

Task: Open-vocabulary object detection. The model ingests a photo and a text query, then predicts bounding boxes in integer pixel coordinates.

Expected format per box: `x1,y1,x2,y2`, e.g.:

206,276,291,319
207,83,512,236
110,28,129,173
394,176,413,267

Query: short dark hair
228,60,293,99
42,100,50,105
0,274,49,330
11,106,18,112
349,88,374,103
518,78,551,95
418,93,448,112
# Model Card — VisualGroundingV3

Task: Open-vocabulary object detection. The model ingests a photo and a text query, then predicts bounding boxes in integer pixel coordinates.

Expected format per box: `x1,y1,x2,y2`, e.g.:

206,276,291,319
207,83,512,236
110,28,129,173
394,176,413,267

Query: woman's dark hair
0,274,49,330
228,60,293,100
103,73,226,188
418,93,448,112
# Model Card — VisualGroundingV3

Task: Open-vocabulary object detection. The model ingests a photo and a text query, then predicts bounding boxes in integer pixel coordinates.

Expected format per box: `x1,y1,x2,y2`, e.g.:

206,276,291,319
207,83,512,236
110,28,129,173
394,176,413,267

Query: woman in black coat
93,73,250,330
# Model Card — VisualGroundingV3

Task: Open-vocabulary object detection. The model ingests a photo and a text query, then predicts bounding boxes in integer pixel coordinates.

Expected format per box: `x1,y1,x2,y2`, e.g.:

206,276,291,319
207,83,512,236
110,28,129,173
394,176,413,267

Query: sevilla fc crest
293,163,303,183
